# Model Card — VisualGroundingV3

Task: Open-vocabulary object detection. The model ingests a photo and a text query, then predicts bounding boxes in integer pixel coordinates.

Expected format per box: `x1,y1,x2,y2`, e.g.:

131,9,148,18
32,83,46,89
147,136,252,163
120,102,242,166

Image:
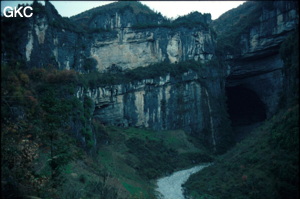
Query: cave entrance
226,85,266,141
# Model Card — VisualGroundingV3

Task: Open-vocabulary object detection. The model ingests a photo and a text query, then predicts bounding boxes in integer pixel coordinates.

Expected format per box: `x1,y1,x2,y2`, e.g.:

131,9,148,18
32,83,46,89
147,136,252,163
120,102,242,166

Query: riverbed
156,163,211,199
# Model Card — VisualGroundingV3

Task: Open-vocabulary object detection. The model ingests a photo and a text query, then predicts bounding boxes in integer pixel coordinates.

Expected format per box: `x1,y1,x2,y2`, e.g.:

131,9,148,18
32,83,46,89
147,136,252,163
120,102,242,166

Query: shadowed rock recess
1,1,298,199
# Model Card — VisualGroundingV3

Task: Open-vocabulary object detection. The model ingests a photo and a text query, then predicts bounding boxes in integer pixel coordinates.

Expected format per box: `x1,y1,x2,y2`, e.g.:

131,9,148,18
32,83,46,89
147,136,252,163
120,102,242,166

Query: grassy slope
57,126,214,199
94,126,214,199
184,104,299,199
0,65,213,199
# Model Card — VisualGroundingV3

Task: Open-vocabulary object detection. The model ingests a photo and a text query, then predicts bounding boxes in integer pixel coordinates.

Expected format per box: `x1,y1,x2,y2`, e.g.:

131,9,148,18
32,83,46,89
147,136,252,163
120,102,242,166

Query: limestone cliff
78,72,205,131
1,1,225,152
213,1,298,118
76,66,230,152
88,27,214,71
2,1,214,72
1,1,298,153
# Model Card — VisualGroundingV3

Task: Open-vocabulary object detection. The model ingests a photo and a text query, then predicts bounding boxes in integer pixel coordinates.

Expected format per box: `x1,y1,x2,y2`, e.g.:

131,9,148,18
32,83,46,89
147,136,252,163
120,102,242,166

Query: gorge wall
1,1,298,152
10,1,214,72
78,72,205,131
213,1,298,122
76,66,229,151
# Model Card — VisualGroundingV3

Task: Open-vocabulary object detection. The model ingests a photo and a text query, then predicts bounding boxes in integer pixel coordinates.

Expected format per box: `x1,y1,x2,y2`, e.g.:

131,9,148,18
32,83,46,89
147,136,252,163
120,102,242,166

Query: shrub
28,68,47,81
79,59,204,88
184,105,299,199
19,73,30,84
45,69,78,84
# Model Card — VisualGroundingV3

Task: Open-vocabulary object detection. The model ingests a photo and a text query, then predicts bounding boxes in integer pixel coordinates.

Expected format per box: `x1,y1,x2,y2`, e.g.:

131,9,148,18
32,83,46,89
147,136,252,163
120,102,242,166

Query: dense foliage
184,104,299,199
32,1,86,33
213,1,272,56
184,6,299,197
71,1,160,21
125,137,212,179
1,1,298,199
0,65,118,198
1,61,216,198
279,29,299,107
71,1,164,31
79,60,206,88
132,11,210,31
70,1,211,32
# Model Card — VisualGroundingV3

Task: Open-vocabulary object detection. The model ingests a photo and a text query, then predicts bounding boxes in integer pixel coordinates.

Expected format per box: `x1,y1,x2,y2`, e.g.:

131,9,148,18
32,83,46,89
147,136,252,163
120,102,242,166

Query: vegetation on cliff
70,1,211,31
184,103,299,199
71,1,160,21
1,1,298,199
71,1,165,31
1,62,215,198
131,11,211,31
279,29,299,108
184,27,299,199
1,64,100,198
79,59,208,88
213,1,277,56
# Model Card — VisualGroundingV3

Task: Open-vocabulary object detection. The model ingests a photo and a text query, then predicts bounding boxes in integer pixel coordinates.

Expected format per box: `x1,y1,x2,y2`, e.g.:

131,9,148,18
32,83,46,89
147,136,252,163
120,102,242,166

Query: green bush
184,105,299,199
279,29,299,107
214,2,266,56
79,60,204,88
132,11,210,30
125,137,178,179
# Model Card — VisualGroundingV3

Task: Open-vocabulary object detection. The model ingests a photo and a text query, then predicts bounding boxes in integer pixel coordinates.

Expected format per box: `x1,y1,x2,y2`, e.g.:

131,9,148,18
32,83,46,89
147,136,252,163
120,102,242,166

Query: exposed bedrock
16,2,215,72
76,69,229,152
89,28,215,71
221,1,298,119
77,71,219,132
226,54,284,118
2,1,298,152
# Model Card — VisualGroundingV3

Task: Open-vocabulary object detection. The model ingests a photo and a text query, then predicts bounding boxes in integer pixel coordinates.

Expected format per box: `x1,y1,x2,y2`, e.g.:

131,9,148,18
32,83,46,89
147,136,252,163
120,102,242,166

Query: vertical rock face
239,1,298,58
89,27,215,71
77,72,207,132
73,3,215,71
90,28,163,71
215,1,299,118
2,1,298,153
9,2,85,70
1,1,223,151
77,68,228,151
226,55,285,118
5,1,214,72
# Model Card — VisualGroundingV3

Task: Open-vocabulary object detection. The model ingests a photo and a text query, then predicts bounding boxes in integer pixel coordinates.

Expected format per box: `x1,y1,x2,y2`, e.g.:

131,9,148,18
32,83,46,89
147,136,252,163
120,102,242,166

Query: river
156,163,211,199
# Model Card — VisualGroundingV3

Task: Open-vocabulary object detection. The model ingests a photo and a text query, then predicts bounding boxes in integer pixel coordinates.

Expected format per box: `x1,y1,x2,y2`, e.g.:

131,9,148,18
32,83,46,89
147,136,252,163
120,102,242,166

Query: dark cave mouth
226,86,267,127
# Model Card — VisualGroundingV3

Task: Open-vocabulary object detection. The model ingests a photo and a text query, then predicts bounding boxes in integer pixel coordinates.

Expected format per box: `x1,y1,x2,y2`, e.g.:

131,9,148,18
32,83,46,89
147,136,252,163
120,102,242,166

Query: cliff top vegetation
71,1,159,20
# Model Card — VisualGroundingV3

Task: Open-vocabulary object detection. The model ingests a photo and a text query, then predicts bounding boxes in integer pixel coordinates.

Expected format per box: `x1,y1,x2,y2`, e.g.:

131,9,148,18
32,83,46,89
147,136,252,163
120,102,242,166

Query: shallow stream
156,163,211,199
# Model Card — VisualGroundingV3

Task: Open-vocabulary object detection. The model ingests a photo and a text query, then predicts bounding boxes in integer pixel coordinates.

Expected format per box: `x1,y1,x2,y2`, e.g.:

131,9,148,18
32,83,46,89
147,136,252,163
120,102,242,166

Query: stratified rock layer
216,1,298,117
1,1,298,152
